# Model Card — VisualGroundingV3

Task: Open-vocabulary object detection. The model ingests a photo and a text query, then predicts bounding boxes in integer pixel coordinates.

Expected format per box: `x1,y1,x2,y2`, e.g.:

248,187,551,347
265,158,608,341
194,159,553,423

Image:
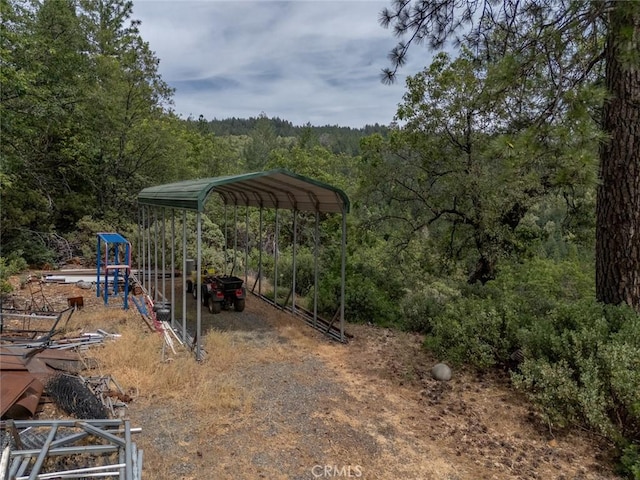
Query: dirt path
125,296,617,480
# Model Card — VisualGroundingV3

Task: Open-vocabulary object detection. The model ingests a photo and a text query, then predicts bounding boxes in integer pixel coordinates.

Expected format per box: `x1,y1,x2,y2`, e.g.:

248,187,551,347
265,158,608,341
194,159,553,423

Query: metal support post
258,207,263,295
162,209,166,302
292,210,297,312
224,203,228,275
137,207,141,284
146,207,152,301
340,209,347,342
274,208,279,305
314,210,319,328
245,206,249,284
233,205,238,274
196,211,202,361
154,209,158,302
141,207,146,288
171,210,175,327
182,211,187,343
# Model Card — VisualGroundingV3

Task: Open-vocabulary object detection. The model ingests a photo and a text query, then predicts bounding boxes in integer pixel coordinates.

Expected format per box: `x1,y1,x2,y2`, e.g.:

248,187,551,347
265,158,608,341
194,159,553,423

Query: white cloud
132,1,429,127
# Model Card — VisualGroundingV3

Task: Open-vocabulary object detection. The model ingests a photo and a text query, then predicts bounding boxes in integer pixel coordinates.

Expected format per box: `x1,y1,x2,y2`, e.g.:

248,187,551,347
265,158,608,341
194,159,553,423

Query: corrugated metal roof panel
137,169,350,213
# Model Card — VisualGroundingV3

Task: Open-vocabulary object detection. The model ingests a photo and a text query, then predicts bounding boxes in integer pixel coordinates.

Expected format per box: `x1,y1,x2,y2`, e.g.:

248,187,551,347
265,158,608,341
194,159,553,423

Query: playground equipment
96,233,131,309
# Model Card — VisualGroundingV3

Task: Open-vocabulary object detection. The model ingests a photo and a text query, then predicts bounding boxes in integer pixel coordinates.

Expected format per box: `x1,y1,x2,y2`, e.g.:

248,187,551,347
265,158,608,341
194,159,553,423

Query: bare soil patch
4,278,619,479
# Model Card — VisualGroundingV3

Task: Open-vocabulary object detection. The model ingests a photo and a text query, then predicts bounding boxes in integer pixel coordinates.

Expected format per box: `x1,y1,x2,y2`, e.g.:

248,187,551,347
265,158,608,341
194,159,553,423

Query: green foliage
404,254,638,470
314,229,404,326
0,256,28,294
65,215,138,264
513,301,640,460
266,144,355,192
358,49,600,284
0,0,233,263
204,115,388,156
619,443,640,479
277,247,316,296
403,256,595,364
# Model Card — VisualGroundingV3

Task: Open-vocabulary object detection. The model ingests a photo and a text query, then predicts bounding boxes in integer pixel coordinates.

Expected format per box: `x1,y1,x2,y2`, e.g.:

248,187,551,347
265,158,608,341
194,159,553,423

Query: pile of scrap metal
1,307,142,479
0,419,142,479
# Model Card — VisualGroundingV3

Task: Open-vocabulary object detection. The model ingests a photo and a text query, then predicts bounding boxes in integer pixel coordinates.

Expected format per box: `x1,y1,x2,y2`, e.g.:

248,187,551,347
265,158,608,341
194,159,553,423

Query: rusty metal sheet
0,348,28,371
3,347,56,382
1,372,33,417
3,378,44,419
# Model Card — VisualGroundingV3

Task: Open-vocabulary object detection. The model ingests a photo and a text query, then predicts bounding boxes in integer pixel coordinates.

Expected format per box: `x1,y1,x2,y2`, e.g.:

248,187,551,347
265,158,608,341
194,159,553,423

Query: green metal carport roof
137,169,350,213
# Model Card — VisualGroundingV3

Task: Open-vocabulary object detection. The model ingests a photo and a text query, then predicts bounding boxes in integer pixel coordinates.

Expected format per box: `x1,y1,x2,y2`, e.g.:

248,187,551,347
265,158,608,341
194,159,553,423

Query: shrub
619,443,640,479
416,256,596,367
423,296,519,368
0,255,28,294
277,247,316,296
401,280,461,333
513,301,640,477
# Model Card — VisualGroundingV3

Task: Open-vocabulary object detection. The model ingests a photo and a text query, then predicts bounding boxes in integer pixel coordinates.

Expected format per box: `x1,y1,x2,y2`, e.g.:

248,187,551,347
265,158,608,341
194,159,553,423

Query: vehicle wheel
201,287,208,306
192,285,197,299
186,280,193,293
234,298,245,312
208,297,222,314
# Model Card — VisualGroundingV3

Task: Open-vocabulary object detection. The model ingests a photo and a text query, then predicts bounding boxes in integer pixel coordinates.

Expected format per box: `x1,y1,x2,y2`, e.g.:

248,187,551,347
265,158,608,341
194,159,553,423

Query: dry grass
6,279,618,479
76,311,255,415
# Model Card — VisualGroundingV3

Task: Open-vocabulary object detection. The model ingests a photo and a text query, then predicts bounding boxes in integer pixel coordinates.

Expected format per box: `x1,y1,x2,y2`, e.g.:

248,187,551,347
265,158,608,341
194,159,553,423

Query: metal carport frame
137,169,350,360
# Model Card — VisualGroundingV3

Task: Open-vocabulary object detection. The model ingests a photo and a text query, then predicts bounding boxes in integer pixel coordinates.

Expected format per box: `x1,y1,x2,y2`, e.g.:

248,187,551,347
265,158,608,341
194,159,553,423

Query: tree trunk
596,2,640,311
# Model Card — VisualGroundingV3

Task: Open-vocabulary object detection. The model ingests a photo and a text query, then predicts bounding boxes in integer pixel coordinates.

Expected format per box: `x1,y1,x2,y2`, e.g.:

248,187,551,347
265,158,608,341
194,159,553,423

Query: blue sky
132,1,429,128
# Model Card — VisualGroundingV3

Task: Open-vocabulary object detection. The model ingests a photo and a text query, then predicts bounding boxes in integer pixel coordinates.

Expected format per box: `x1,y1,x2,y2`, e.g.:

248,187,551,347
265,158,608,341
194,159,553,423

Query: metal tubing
137,207,141,284
274,208,279,305
28,423,57,479
141,207,145,288
171,210,175,328
132,443,139,480
78,422,125,447
11,445,118,457
162,209,166,302
154,209,158,301
124,420,133,480
96,237,101,300
196,211,202,361
19,463,127,480
136,447,143,480
314,210,319,328
1,447,10,479
292,210,297,312
182,211,187,343
224,203,228,275
146,207,152,301
258,207,263,295
233,205,238,275
8,455,23,479
340,209,346,342
245,206,249,284
119,441,125,480
3,419,126,428
16,458,29,477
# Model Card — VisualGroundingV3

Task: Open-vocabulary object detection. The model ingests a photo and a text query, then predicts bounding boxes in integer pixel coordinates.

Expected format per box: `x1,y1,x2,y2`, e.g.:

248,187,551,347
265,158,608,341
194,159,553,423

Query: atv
202,275,246,314
186,267,215,299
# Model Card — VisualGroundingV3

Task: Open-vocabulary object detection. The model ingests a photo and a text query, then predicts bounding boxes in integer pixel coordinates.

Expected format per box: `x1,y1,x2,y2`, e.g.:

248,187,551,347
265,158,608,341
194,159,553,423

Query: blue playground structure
96,233,131,309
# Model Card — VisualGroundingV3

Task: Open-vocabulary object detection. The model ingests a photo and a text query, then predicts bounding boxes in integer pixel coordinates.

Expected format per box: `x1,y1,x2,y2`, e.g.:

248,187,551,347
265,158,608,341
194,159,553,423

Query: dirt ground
3,278,620,479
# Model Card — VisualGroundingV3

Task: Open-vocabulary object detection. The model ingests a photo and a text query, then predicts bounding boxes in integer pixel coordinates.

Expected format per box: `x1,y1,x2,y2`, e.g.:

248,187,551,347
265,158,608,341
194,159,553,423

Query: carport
136,169,350,360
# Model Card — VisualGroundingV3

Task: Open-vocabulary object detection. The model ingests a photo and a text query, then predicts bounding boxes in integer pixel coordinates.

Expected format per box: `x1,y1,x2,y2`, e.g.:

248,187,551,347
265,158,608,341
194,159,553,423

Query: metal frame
96,233,131,309
0,419,142,480
137,170,350,359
